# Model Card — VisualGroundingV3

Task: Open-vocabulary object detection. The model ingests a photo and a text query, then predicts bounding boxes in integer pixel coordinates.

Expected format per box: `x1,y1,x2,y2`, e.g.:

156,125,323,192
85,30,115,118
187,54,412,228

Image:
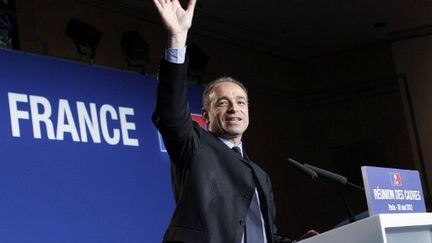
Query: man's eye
238,100,247,105
216,101,228,106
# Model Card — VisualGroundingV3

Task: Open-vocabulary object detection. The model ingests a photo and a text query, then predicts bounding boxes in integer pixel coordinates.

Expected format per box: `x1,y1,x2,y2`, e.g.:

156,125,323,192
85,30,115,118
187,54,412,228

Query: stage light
0,1,16,49
121,30,150,73
65,18,102,64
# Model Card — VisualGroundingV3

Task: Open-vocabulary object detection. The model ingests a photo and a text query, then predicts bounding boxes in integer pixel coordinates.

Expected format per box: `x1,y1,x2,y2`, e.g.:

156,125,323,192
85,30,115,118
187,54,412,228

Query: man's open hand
152,0,197,48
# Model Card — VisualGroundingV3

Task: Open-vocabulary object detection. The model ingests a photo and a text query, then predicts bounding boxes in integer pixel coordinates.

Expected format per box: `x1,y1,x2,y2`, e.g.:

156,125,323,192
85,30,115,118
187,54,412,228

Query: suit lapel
243,152,269,200
210,133,269,199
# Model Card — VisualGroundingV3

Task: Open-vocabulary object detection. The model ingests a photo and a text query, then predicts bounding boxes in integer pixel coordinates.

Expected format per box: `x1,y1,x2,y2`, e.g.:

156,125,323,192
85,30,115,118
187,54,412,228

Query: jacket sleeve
152,58,200,166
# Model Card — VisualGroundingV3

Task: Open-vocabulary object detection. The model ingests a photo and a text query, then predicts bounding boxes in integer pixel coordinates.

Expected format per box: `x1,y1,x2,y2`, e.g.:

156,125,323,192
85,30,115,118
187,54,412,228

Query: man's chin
223,129,245,138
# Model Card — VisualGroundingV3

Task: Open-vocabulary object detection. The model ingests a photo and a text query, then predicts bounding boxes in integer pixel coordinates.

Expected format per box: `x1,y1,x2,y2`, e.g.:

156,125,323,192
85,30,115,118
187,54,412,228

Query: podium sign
361,166,426,215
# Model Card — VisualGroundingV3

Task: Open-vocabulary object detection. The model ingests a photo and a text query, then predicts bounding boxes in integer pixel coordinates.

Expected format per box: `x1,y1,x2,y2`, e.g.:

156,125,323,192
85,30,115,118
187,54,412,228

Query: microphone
304,163,364,191
286,158,318,180
287,158,363,223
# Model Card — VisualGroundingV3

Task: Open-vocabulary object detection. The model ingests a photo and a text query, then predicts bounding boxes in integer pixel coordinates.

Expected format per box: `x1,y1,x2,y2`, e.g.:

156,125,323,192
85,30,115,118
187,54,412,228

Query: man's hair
202,76,248,110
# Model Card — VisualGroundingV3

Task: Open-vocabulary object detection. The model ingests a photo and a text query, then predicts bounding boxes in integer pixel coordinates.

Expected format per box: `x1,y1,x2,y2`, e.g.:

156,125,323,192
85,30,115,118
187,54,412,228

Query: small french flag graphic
390,172,403,186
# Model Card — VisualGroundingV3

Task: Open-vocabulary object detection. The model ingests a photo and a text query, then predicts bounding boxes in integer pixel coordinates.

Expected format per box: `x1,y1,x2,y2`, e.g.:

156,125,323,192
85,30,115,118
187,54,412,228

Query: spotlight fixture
65,18,102,64
0,1,16,49
121,30,150,73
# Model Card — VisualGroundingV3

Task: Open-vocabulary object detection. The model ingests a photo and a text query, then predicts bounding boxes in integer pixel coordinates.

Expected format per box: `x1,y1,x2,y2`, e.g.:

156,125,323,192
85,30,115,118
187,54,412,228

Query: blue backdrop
0,49,203,243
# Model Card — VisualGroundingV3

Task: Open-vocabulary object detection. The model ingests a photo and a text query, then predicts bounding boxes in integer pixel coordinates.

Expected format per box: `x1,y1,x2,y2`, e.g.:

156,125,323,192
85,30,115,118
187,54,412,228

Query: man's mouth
225,117,241,122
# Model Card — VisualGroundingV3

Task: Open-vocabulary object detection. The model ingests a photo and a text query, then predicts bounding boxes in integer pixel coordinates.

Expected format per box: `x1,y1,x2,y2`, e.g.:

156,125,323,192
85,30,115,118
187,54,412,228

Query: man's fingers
152,0,164,10
153,0,177,9
299,230,319,240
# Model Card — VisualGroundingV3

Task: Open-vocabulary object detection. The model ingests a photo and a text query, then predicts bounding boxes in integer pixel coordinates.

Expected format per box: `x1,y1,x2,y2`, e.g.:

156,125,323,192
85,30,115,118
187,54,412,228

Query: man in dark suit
152,0,317,242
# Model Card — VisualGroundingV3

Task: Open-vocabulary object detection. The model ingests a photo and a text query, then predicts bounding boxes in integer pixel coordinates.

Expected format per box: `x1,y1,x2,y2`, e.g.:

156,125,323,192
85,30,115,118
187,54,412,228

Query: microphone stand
320,178,357,223
286,158,363,223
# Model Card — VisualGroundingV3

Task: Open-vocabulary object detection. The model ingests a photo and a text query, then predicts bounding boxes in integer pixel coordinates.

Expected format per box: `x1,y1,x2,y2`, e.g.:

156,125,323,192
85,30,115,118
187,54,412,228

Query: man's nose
228,102,238,113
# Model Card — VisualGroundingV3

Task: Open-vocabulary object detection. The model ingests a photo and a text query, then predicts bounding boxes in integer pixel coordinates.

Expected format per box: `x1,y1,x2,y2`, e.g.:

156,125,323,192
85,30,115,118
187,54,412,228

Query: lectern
299,213,432,243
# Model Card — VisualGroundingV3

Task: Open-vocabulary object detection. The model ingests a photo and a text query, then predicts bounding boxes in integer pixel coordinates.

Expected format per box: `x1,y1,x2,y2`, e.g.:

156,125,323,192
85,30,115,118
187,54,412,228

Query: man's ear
201,108,209,124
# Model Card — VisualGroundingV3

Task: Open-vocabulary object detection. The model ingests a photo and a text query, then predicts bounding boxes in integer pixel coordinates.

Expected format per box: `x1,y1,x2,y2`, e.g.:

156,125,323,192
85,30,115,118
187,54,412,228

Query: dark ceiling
74,0,432,60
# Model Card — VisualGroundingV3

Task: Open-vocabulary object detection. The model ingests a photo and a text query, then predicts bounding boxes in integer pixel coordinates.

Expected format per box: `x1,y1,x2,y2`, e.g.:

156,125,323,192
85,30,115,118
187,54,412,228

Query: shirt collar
218,137,243,156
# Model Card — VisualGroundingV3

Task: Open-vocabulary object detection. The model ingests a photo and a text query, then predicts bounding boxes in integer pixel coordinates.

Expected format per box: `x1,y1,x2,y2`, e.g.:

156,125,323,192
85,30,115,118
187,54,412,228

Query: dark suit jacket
153,59,292,243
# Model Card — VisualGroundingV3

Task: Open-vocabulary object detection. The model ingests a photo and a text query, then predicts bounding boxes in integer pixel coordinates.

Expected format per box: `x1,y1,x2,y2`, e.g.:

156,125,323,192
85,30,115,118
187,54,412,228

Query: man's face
202,82,249,142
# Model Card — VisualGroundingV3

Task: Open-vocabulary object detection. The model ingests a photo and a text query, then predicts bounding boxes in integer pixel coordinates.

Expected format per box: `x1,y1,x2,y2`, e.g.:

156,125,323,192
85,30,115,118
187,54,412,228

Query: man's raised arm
152,0,199,165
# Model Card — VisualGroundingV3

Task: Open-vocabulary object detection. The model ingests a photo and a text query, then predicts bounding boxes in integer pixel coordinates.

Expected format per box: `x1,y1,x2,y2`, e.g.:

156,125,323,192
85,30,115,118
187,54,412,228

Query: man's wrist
165,47,186,64
168,33,188,49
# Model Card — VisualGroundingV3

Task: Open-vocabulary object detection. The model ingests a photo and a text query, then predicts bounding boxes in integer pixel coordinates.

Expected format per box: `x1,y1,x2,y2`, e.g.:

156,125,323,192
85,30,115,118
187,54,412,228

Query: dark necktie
232,146,242,157
232,146,265,243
